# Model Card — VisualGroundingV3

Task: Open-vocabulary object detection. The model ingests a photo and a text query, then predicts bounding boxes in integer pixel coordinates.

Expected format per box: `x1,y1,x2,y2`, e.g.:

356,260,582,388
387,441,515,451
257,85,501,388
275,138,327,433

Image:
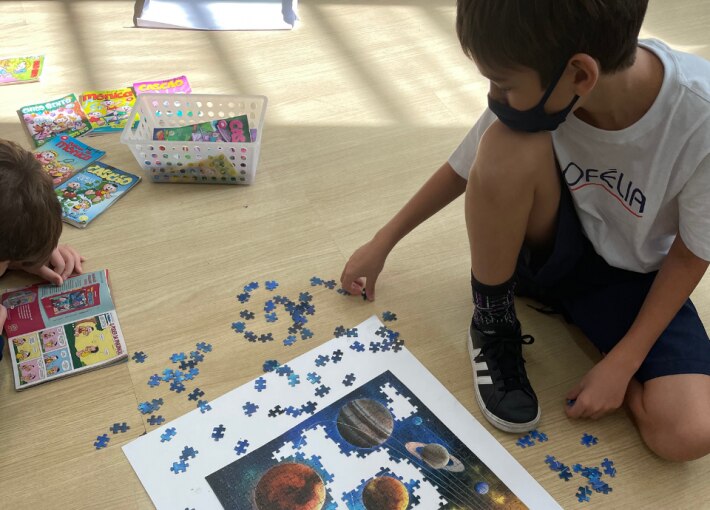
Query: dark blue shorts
515,178,710,383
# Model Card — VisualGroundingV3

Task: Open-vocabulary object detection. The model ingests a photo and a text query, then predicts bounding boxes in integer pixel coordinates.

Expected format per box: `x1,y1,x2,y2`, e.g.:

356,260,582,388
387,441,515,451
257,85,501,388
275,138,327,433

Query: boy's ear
569,53,599,96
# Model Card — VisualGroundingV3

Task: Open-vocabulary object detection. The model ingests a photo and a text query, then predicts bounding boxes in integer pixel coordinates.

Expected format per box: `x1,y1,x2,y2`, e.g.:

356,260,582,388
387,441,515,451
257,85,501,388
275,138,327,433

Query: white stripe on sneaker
476,375,493,385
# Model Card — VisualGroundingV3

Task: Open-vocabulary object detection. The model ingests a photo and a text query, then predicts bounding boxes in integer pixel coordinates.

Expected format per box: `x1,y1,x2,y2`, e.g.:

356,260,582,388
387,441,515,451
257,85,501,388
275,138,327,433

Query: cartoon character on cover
76,345,99,358
61,181,83,199
85,183,117,203
13,61,27,74
101,99,119,123
34,149,57,166
46,366,60,376
49,163,73,185
20,363,38,383
87,110,106,127
44,355,58,365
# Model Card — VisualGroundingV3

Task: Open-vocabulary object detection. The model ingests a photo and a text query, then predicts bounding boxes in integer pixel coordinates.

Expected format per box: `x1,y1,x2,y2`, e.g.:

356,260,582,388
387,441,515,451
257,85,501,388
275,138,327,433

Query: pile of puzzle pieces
517,430,616,504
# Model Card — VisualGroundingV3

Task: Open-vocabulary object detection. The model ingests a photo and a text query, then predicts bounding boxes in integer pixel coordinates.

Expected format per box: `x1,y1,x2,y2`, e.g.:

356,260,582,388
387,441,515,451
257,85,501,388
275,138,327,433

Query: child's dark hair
456,0,649,87
0,139,62,265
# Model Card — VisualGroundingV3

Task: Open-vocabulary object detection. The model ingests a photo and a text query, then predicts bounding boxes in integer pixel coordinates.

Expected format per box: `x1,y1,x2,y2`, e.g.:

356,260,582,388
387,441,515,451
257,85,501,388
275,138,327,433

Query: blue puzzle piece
110,422,129,434
231,321,246,333
265,312,278,323
131,351,147,363
265,280,279,291
189,351,204,362
188,388,205,401
350,341,365,352
516,435,535,448
264,300,276,312
239,310,255,320
243,402,259,417
559,468,573,481
601,458,617,477
254,377,267,392
170,352,186,363
314,355,330,367
147,374,161,388
310,276,323,286
94,434,110,449
283,335,297,346
288,374,301,387
236,292,250,303
530,429,549,442
301,328,314,340
314,385,331,398
581,433,599,447
170,461,188,474
234,439,250,456
342,373,356,386
196,342,212,352
197,400,212,413
575,486,592,503
160,427,177,442
148,415,165,426
306,372,321,385
212,424,226,441
382,311,397,322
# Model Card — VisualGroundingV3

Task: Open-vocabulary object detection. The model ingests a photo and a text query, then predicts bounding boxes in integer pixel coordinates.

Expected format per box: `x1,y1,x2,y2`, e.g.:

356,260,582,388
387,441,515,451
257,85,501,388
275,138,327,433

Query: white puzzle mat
123,315,561,509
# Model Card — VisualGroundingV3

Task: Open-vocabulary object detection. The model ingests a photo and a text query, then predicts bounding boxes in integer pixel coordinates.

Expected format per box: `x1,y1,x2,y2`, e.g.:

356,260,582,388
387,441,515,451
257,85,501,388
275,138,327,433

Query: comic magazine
153,114,251,142
32,135,105,186
54,161,141,228
79,87,137,134
0,55,44,85
0,270,127,390
18,93,92,147
132,75,191,95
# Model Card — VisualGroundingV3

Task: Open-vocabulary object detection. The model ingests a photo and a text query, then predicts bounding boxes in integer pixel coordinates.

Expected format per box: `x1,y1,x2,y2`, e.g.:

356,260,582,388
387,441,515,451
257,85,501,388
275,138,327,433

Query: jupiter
336,399,394,448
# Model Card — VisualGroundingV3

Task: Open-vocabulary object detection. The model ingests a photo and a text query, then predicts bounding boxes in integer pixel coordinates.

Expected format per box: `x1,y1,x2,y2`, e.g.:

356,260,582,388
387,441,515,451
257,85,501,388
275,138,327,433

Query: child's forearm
374,162,467,251
612,234,709,371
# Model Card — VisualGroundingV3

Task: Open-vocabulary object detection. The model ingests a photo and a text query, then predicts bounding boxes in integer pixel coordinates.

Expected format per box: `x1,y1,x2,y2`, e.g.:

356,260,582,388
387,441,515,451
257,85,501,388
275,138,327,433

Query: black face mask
488,63,579,132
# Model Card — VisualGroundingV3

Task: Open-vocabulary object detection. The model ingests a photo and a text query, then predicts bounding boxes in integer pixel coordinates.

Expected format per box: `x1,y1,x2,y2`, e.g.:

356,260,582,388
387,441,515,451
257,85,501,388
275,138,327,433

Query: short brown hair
456,0,649,86
0,139,62,265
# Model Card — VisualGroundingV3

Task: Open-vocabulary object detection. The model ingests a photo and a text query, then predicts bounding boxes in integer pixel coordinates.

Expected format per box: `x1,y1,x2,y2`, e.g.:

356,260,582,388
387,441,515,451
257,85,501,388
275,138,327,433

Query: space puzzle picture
206,371,527,510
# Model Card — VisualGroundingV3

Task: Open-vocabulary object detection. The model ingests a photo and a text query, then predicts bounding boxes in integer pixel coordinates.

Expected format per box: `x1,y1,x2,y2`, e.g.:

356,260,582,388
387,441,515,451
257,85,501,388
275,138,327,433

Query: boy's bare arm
567,234,709,419
341,162,467,300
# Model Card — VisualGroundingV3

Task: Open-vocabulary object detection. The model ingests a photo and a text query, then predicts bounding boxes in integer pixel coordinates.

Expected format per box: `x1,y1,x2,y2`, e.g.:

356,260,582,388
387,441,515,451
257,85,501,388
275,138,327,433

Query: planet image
405,442,465,472
475,481,490,495
254,463,326,510
336,399,394,448
361,476,409,510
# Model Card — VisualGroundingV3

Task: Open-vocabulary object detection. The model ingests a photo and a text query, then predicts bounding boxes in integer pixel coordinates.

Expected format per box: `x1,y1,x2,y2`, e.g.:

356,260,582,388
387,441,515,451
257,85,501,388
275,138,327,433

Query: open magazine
1,270,127,390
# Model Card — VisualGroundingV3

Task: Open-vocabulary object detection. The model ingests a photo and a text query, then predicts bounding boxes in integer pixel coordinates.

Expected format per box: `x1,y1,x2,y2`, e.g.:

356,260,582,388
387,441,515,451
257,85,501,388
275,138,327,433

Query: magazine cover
0,270,127,390
54,161,141,228
79,87,137,133
18,93,92,147
133,75,191,95
153,114,251,142
0,55,44,85
32,134,105,186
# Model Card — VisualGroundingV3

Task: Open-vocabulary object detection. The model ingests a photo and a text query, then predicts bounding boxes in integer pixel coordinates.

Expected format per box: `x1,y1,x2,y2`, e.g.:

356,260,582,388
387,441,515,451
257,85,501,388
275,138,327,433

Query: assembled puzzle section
120,93,267,185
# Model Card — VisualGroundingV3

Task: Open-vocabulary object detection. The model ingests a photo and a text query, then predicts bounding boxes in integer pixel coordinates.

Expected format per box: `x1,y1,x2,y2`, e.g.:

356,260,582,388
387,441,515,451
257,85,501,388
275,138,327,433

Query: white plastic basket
120,93,267,184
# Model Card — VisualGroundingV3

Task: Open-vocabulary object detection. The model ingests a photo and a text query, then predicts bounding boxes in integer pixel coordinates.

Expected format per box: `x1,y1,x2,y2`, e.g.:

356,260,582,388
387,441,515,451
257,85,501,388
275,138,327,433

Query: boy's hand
25,245,85,286
0,304,7,333
340,238,389,301
565,355,634,420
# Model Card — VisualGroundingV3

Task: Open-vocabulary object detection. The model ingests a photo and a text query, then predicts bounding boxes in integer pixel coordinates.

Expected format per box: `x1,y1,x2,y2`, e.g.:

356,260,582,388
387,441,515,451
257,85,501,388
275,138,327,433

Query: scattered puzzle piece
516,435,535,448
234,439,250,456
601,458,616,477
265,280,279,291
575,486,592,503
160,427,177,442
110,422,129,434
148,415,165,426
180,446,199,461
342,373,356,386
131,351,147,363
196,342,212,352
170,461,188,474
243,402,259,417
581,433,599,447
254,377,267,392
170,352,186,363
382,311,397,322
94,434,110,449
212,424,226,441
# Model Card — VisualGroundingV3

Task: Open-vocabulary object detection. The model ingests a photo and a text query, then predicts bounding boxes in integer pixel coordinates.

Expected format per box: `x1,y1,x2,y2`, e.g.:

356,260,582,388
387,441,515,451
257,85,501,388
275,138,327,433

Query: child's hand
565,355,633,420
0,304,7,333
24,244,85,286
340,238,390,301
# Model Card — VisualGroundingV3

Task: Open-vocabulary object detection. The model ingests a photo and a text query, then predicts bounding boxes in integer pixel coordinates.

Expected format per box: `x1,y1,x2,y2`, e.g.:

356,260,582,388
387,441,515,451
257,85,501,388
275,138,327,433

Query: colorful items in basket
153,115,251,143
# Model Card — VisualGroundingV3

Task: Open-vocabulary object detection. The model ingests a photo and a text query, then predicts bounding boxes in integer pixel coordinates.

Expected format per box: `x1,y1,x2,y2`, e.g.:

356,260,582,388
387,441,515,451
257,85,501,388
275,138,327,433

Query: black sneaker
467,320,540,433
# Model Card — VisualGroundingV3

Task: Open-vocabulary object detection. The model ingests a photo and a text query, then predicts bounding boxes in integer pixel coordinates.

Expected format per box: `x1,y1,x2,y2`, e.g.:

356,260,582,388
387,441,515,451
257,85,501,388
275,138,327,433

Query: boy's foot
467,320,540,433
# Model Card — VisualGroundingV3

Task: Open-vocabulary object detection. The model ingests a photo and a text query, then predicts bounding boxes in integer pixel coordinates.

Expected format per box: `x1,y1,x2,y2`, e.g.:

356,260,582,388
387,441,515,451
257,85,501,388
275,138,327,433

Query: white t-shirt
448,39,710,273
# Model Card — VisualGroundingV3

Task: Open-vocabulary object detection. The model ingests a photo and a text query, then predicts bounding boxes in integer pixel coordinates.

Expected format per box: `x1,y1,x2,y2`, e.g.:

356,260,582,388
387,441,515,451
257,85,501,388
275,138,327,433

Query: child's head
0,139,62,266
456,0,649,88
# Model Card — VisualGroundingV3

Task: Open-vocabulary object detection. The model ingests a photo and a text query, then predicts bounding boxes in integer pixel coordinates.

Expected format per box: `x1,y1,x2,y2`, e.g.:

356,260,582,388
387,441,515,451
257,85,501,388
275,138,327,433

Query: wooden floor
1,1,708,508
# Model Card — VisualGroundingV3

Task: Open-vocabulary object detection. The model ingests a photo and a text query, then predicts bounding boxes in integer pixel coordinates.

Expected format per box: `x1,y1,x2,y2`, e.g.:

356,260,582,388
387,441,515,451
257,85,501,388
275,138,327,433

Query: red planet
254,463,326,510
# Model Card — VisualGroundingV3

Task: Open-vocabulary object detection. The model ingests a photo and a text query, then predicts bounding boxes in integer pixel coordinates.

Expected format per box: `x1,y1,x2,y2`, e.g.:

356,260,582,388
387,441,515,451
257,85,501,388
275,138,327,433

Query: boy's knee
640,412,710,462
471,120,554,187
